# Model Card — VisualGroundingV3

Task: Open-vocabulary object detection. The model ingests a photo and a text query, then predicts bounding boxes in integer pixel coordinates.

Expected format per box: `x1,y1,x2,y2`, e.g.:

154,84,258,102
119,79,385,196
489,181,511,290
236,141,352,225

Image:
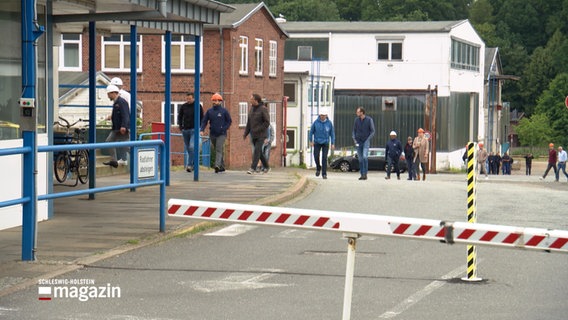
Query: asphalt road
0,172,567,319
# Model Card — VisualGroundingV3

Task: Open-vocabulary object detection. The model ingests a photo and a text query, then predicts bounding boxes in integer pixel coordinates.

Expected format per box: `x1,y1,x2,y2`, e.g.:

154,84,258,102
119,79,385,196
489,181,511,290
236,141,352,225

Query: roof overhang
49,0,235,35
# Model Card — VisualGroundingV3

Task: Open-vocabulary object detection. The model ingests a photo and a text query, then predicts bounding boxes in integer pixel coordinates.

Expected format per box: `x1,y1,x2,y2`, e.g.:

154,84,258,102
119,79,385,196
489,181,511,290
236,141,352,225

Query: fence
0,132,167,261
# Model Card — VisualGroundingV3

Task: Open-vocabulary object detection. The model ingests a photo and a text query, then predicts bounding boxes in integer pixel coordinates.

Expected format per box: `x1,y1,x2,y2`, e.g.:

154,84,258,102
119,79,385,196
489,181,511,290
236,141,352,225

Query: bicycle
53,117,89,186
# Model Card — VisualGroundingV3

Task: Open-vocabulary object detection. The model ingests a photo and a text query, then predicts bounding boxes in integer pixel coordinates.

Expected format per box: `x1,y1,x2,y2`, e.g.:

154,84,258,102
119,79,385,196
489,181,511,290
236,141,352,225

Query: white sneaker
117,159,128,166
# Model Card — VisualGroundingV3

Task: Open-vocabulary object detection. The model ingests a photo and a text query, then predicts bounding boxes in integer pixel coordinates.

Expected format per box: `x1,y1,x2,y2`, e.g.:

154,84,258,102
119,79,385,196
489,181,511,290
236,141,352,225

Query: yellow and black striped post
462,142,482,281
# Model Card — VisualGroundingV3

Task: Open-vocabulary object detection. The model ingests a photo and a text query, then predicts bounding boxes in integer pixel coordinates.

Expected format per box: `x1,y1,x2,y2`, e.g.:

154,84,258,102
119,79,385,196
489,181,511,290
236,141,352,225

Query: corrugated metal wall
333,92,478,152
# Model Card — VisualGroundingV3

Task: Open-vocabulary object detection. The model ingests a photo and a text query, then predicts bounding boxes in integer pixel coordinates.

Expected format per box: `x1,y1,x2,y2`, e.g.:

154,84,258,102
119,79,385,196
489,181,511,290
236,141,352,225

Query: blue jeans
557,162,568,180
313,143,329,176
406,158,415,179
182,129,197,168
357,140,370,175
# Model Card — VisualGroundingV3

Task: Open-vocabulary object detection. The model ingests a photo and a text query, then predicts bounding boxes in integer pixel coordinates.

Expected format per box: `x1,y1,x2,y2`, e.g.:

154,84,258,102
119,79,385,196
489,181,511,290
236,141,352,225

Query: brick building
59,2,288,169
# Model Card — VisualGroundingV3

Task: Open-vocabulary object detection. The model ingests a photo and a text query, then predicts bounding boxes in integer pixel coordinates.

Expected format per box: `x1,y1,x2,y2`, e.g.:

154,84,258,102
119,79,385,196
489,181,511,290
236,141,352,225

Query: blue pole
21,0,42,261
130,25,138,189
22,131,37,261
164,31,172,186
160,144,166,232
193,35,201,181
88,21,96,199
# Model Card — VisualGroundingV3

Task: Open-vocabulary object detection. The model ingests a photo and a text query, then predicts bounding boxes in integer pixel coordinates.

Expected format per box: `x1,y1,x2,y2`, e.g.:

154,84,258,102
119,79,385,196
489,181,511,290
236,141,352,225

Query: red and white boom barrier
168,199,568,254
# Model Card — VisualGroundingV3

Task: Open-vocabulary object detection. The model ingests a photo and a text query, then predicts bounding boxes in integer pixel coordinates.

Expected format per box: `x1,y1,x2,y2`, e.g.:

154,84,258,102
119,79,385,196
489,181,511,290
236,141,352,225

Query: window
162,35,197,73
255,38,263,76
162,101,184,126
269,41,277,77
268,102,277,147
324,82,331,106
308,81,327,106
239,36,248,75
59,34,82,71
284,83,296,105
451,38,480,71
298,46,312,61
377,41,402,61
286,129,296,149
102,34,142,72
239,102,248,127
284,38,329,61
382,97,397,111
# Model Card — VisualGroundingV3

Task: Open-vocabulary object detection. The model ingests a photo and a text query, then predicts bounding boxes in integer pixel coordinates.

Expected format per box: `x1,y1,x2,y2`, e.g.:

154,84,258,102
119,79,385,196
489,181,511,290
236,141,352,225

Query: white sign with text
138,148,156,179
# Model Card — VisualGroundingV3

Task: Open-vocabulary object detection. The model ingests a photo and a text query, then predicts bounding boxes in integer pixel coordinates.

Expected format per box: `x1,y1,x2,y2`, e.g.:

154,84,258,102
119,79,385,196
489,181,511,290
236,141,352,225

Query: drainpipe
219,27,224,94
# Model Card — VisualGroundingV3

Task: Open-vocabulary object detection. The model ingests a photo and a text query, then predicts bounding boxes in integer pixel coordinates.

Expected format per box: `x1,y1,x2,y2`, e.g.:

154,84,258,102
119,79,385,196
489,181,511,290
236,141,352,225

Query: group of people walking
308,106,430,181
541,143,568,182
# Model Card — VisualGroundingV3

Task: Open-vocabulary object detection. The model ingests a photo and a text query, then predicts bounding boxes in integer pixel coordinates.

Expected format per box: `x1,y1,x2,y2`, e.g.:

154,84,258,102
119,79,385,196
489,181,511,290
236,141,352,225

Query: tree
534,73,568,148
514,113,553,150
270,0,341,21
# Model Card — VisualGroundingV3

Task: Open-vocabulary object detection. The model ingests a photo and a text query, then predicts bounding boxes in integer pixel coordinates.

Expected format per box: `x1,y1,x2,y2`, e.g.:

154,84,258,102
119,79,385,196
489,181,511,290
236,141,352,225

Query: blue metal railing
0,135,166,261
139,132,210,168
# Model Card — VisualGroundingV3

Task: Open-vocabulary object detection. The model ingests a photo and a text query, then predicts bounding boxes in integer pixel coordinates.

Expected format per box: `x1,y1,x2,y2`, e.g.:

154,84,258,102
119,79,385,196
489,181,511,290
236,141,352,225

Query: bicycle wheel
54,152,69,183
77,150,89,184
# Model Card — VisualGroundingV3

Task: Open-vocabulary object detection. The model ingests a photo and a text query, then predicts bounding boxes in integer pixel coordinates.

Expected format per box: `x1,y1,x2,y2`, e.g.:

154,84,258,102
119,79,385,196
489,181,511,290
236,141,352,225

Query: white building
280,20,486,171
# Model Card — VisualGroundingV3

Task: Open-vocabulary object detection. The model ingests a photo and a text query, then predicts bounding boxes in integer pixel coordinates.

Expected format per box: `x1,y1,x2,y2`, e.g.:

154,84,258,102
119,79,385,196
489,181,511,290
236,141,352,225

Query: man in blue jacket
385,131,402,180
200,93,232,173
352,107,375,180
309,113,335,179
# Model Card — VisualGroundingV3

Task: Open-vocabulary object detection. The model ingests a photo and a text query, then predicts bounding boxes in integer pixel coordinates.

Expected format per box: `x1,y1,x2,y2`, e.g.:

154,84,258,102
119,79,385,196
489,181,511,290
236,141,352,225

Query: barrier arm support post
463,142,482,281
342,232,360,320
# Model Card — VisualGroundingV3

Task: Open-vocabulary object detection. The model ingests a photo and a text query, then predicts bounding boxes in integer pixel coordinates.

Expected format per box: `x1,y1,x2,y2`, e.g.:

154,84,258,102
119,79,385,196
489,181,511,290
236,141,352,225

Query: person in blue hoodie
200,93,232,173
309,113,335,179
385,131,403,180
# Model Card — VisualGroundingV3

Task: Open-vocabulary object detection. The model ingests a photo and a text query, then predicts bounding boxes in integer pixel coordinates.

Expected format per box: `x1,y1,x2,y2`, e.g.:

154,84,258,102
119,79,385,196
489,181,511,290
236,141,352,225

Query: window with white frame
286,128,296,149
239,102,248,127
269,41,277,77
162,34,196,73
451,38,480,71
254,38,263,76
376,36,403,61
239,36,248,75
162,101,185,126
308,81,326,106
59,34,82,71
102,34,142,72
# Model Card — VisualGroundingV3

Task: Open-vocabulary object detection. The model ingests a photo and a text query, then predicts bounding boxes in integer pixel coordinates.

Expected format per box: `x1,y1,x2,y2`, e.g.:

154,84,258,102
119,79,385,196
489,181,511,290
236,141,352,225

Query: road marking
378,264,466,319
204,224,257,237
188,272,290,293
272,229,315,238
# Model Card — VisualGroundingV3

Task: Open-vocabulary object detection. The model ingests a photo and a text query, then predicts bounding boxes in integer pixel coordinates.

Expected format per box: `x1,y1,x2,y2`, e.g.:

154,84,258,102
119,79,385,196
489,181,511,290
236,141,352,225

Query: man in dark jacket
385,131,402,180
103,84,130,168
243,93,270,174
178,92,204,172
200,93,232,173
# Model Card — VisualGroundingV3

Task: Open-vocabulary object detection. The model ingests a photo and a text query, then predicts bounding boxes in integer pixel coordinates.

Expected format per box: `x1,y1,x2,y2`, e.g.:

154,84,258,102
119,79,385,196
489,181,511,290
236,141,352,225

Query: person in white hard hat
385,130,402,180
103,85,130,168
110,77,131,110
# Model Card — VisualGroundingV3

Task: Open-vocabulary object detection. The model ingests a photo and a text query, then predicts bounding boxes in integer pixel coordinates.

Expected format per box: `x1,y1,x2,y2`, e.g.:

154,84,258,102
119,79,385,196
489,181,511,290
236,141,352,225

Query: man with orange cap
412,128,429,180
541,143,557,181
200,93,232,173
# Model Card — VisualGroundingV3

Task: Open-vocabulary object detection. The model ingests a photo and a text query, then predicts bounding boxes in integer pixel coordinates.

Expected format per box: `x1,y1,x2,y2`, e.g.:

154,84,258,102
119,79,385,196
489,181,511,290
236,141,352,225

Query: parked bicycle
53,117,89,186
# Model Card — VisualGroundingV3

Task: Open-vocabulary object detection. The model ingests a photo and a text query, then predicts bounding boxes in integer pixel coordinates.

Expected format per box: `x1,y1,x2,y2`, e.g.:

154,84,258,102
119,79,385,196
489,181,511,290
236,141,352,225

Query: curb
0,171,311,298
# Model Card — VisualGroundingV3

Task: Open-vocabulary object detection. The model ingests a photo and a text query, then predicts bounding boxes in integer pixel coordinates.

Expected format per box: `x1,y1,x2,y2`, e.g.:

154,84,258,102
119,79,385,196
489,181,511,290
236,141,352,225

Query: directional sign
168,199,568,253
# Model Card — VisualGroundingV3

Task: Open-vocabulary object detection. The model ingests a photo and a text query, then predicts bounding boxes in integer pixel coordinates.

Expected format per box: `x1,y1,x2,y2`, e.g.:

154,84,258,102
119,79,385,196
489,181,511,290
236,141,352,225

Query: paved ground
0,167,309,297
